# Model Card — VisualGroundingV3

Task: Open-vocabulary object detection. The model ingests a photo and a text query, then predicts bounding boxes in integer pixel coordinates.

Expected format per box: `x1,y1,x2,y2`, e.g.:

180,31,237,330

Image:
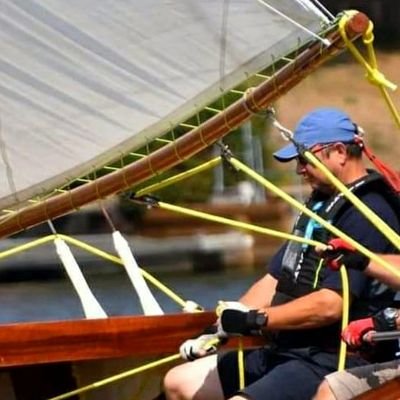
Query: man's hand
342,317,374,347
179,322,229,361
179,333,221,361
318,238,370,271
216,301,267,336
342,309,398,348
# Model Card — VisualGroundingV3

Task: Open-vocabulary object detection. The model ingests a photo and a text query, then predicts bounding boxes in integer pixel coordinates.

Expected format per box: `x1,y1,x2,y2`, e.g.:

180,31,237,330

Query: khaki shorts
326,360,400,400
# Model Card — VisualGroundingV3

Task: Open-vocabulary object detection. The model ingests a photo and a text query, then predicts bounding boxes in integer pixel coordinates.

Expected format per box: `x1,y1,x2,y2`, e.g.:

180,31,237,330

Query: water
0,268,265,324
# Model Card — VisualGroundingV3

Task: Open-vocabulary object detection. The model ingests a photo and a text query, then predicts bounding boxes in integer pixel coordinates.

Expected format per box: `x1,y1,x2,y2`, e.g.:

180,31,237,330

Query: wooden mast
0,12,370,239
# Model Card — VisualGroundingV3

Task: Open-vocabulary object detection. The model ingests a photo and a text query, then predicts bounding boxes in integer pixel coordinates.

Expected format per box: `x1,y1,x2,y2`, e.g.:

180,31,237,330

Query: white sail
0,0,328,210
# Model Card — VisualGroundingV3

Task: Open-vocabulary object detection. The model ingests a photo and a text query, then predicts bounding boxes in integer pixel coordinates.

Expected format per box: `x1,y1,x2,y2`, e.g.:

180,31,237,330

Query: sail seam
0,116,17,204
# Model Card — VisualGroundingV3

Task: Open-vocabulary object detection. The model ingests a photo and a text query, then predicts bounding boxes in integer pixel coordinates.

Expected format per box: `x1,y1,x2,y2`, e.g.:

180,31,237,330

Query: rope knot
366,69,397,91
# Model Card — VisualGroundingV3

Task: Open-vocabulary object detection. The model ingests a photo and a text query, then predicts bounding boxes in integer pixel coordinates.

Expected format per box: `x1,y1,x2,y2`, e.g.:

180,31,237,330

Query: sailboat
0,1,379,399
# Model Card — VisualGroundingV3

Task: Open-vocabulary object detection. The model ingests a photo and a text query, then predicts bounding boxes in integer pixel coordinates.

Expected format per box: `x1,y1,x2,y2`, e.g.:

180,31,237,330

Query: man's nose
296,161,307,175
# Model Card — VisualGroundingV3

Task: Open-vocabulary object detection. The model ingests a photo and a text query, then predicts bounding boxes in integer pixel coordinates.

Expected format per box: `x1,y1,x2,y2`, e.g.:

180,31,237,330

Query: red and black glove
321,238,370,271
342,317,374,347
342,310,398,348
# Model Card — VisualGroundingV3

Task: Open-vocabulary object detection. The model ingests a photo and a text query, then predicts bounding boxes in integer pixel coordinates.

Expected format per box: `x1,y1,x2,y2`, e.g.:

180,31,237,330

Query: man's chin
305,180,333,194
314,184,334,194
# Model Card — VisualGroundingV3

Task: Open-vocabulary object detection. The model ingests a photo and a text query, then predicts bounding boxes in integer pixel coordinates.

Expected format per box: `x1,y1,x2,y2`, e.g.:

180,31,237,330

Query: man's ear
333,142,347,154
331,142,348,164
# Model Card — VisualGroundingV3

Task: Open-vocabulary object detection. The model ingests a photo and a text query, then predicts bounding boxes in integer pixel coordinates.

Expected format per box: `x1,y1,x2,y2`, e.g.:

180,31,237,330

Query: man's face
294,143,343,193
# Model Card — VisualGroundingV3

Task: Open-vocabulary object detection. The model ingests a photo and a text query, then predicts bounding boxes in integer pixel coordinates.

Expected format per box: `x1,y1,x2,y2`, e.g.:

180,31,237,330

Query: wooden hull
0,312,219,367
353,377,400,400
0,312,263,399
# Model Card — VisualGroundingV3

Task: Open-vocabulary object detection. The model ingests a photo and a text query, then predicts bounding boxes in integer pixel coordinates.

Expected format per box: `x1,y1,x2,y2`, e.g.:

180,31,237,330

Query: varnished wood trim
353,376,400,400
0,312,264,367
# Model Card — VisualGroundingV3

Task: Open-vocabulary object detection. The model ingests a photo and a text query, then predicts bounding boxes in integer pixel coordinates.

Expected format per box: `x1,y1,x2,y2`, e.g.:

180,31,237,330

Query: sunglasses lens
297,144,330,164
297,155,307,165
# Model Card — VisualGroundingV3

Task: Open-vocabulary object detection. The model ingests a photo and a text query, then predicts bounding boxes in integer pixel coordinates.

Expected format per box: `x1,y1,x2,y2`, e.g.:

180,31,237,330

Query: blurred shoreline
0,197,293,282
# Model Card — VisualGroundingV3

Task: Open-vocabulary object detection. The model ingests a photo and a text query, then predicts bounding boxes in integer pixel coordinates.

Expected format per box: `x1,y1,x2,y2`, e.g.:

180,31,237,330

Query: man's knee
163,365,186,399
313,379,336,400
163,355,224,400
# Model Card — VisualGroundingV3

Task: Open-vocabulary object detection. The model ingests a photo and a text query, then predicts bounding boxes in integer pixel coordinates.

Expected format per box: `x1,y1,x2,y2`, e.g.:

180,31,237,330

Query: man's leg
236,358,327,400
313,379,336,400
163,354,224,400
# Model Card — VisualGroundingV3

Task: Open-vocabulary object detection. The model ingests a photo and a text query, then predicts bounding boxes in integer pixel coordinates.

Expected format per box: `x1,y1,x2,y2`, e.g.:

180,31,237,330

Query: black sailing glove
218,308,267,336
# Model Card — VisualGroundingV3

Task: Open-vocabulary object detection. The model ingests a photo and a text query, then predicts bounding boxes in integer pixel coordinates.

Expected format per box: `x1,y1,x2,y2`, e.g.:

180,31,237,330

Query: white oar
112,231,163,315
54,237,107,319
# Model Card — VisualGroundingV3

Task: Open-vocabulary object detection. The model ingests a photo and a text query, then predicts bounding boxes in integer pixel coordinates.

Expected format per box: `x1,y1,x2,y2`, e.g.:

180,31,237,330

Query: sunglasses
296,143,333,165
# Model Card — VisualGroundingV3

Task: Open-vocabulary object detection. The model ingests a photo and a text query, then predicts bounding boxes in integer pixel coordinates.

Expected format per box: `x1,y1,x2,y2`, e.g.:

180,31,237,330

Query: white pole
54,237,107,319
112,231,163,315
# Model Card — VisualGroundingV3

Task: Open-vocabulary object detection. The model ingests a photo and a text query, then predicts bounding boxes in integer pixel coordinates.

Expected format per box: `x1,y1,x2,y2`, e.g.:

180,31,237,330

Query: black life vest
270,171,400,352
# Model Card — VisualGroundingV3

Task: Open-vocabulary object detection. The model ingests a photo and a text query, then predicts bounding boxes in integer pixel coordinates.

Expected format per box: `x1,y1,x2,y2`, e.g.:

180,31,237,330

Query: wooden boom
0,12,370,239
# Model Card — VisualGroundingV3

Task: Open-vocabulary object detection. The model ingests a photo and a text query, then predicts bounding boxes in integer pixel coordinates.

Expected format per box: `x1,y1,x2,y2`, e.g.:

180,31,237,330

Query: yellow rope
238,338,245,390
313,259,324,289
229,157,400,280
304,152,400,278
47,354,181,400
136,157,222,197
0,234,56,260
215,304,246,389
338,265,350,371
59,235,190,309
0,234,190,309
339,12,400,128
156,202,323,248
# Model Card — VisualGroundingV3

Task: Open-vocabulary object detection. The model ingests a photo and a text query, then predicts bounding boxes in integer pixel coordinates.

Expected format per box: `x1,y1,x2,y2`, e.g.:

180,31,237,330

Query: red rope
356,137,400,193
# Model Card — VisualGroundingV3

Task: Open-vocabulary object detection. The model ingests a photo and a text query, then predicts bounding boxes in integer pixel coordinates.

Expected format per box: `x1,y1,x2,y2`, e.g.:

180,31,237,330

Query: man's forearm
260,288,343,330
239,273,278,309
366,255,400,290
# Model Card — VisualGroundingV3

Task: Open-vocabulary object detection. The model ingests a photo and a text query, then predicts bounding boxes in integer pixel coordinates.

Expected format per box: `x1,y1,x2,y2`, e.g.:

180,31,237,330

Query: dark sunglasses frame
296,143,334,165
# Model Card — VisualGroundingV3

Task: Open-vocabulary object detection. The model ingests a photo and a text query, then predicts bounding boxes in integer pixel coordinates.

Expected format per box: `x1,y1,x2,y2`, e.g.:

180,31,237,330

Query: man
163,107,400,400
313,239,400,400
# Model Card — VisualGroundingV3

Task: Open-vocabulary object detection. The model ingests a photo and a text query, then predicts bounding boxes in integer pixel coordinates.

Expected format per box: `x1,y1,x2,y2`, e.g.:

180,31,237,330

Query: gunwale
0,311,263,367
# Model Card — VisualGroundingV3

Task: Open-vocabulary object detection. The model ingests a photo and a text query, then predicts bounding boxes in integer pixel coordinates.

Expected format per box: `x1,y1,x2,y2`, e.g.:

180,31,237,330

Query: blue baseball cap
273,107,357,162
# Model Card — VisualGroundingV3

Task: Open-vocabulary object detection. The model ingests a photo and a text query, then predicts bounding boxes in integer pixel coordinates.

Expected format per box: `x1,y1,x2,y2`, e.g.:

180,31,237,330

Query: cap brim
273,143,298,162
